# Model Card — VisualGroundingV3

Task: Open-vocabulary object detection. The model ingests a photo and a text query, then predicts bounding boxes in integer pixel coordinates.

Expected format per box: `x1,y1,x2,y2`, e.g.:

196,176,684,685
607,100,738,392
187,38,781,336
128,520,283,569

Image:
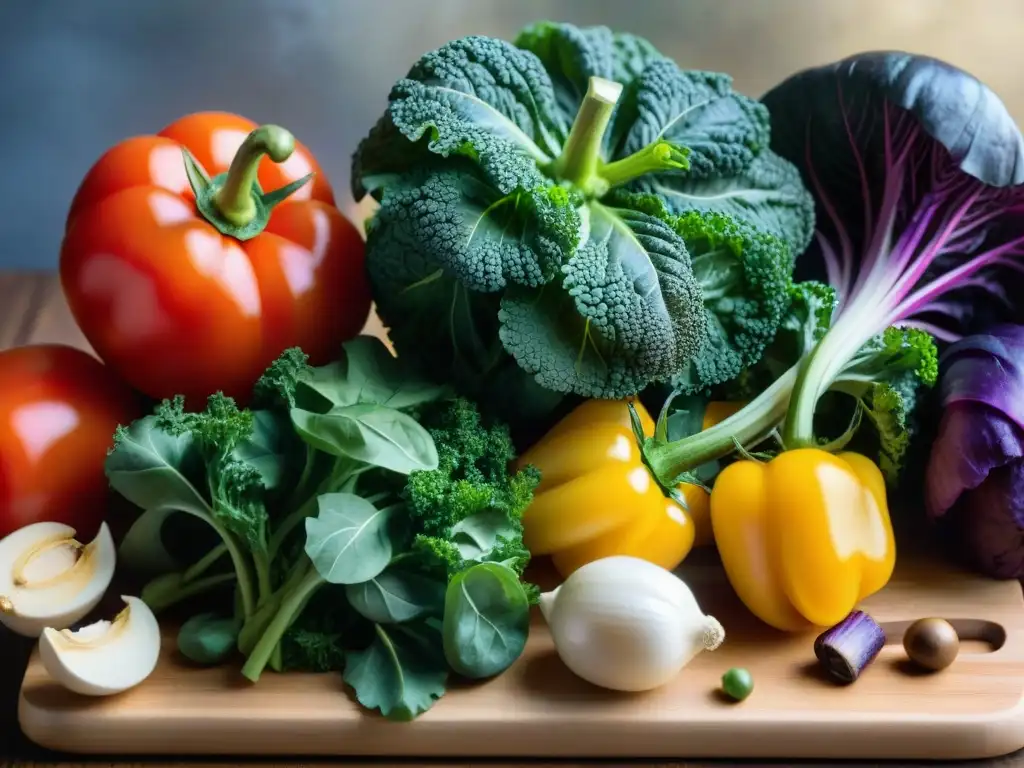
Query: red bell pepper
0,344,140,541
60,111,371,404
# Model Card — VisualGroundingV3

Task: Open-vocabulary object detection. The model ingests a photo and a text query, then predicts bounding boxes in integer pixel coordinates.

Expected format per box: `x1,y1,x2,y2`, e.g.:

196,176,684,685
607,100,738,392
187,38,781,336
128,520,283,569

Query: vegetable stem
241,568,323,682
181,124,313,242
181,543,228,583
208,519,257,620
552,76,623,197
268,461,360,561
142,572,236,614
600,141,690,189
644,367,798,485
268,496,317,560
214,125,296,226
783,315,874,447
237,559,312,654
252,548,273,607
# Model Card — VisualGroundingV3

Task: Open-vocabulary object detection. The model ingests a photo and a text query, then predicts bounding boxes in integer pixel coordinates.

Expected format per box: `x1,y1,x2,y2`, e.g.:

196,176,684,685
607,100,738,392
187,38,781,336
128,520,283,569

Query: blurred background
2,0,1023,269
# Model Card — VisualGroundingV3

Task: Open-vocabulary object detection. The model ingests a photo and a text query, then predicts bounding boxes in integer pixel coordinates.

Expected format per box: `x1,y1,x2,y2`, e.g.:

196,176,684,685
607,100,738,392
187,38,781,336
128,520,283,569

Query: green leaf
304,493,397,585
177,613,239,665
364,167,581,396
499,203,708,398
351,35,566,197
719,281,837,400
635,150,815,256
667,209,793,394
442,562,530,680
345,568,446,624
343,621,449,721
513,20,666,151
450,510,520,562
118,507,183,575
105,416,210,517
615,61,769,181
230,410,290,491
291,403,438,475
297,335,449,411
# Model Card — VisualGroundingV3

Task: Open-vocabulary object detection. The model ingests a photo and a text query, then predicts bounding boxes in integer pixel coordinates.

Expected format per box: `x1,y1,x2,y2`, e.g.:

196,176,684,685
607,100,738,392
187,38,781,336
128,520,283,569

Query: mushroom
0,521,116,637
39,595,161,696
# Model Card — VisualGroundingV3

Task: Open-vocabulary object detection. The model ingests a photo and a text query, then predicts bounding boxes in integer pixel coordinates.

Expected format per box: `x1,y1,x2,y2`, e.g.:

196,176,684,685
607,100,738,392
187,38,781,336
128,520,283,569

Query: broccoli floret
831,326,939,482
153,394,269,553
252,347,312,409
402,398,540,583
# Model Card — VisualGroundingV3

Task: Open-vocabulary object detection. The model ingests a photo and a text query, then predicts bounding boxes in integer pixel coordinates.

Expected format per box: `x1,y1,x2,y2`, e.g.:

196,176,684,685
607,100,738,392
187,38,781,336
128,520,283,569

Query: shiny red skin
0,344,141,542
60,111,371,404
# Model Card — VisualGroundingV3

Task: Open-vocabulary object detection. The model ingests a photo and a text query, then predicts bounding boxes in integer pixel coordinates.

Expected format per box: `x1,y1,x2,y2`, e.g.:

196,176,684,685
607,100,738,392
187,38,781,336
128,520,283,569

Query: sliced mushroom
0,521,116,637
39,595,161,696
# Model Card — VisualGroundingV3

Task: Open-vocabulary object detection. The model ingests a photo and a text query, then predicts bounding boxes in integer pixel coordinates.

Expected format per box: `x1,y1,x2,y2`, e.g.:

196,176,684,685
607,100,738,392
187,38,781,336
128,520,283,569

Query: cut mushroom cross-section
39,594,162,696
0,521,116,637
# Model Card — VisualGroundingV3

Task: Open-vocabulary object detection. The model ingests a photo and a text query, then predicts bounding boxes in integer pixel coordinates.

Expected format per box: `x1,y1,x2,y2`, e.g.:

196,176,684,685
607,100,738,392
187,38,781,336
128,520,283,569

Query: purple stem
887,234,1024,323
897,319,961,343
885,186,985,306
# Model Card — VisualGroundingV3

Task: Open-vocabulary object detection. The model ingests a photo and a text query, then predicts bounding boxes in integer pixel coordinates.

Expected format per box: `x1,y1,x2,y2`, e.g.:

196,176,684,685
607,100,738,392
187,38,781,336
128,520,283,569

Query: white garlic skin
539,555,724,692
39,595,161,696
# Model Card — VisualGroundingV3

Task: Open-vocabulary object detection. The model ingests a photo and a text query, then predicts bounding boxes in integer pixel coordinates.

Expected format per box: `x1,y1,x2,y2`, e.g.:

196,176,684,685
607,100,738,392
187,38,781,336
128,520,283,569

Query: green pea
721,667,754,701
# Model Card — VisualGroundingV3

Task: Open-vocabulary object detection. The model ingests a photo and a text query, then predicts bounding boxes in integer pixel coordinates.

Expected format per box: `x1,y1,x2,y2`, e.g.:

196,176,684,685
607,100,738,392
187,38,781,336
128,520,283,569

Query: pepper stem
214,125,295,226
551,76,623,197
181,124,315,242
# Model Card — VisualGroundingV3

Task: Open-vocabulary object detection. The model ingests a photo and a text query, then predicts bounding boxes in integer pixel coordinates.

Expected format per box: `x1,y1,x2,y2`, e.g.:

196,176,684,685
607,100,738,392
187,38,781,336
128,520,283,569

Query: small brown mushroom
903,618,959,672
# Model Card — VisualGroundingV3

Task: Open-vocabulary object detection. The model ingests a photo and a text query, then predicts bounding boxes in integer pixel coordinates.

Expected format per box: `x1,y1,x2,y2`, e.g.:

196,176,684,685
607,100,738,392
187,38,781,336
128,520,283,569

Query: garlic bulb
538,555,724,692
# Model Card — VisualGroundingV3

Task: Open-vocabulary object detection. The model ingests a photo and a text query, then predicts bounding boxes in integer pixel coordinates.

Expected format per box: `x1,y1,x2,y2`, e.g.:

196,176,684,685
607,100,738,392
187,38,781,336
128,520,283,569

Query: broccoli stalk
549,75,691,199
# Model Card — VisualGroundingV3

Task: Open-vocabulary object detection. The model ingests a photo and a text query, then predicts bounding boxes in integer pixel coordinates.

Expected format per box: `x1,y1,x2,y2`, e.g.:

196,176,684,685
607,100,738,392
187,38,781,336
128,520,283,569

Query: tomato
59,111,371,405
0,345,141,541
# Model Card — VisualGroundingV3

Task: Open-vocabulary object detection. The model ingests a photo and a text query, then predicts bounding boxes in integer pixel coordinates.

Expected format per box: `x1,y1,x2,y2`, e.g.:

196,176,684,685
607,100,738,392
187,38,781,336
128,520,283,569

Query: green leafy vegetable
442,562,530,679
351,22,813,426
291,404,438,474
304,494,397,585
177,613,239,665
345,568,446,624
343,621,449,721
106,336,539,721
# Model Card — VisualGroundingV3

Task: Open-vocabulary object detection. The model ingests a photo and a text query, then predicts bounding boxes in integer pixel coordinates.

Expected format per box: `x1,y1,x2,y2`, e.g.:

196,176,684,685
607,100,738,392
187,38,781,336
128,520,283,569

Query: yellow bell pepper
518,398,740,578
710,448,896,632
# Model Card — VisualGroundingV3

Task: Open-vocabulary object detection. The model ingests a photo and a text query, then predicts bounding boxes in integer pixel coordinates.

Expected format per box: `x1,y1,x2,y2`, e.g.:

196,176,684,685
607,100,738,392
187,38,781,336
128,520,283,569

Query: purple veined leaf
763,52,1024,349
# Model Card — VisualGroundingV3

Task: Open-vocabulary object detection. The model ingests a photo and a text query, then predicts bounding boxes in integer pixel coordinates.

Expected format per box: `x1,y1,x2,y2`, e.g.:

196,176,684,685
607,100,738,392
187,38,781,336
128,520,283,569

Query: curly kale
352,22,815,414
402,398,540,591
252,347,313,410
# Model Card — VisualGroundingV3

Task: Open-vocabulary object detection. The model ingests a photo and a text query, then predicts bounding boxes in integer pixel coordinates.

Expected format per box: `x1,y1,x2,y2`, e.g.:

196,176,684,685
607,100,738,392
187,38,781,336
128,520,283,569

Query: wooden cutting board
17,552,1024,761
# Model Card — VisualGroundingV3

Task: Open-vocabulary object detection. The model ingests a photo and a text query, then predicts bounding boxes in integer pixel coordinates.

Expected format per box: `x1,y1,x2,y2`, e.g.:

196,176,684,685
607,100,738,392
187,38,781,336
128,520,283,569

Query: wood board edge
18,677,1024,760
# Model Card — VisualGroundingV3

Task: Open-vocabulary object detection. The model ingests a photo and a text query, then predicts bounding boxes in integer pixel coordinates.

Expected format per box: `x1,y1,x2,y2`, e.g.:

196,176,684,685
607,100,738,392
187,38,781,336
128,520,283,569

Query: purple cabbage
926,325,1024,577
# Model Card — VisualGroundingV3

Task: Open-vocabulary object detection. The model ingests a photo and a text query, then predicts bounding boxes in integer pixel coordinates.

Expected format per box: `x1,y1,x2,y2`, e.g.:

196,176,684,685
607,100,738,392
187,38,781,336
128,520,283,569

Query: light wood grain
17,552,1024,761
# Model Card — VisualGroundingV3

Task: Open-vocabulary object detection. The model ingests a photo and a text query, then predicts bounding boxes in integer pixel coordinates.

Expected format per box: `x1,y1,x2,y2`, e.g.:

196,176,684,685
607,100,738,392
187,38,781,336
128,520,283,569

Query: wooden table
1,270,1022,768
